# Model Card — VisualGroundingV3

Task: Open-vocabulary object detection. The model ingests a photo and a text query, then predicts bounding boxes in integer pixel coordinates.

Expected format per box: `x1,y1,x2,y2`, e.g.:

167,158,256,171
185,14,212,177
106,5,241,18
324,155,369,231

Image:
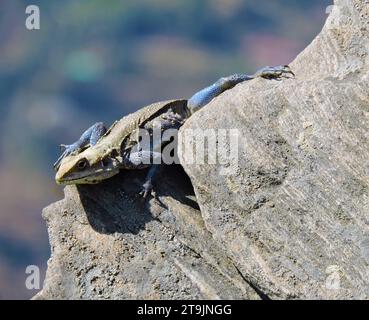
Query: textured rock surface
34,166,259,299
35,0,368,299
180,0,369,299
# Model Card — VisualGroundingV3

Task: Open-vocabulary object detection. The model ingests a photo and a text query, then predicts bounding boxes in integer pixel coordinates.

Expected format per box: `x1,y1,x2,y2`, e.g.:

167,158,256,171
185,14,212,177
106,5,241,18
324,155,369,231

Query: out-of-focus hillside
0,0,331,299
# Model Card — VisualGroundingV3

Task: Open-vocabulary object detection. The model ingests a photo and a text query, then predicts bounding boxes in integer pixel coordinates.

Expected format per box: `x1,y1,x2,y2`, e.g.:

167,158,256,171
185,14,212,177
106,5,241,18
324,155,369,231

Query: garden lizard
54,65,294,197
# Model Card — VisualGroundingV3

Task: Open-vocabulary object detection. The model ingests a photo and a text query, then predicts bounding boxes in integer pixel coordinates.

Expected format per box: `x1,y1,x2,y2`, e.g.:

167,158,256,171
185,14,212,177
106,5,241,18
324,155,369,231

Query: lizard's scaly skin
55,65,294,195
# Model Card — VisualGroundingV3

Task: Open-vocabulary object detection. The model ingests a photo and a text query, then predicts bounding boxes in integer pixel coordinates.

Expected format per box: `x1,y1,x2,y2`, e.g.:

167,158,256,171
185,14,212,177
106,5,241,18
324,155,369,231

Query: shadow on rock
77,164,199,235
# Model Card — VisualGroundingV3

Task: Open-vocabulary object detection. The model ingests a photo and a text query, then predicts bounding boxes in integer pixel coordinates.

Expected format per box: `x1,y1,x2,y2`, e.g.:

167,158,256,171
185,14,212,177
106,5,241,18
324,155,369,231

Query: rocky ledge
34,0,369,299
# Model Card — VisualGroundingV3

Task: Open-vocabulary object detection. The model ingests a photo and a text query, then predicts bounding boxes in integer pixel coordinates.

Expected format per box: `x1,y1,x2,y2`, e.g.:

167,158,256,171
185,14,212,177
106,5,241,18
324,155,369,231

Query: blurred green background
0,0,331,299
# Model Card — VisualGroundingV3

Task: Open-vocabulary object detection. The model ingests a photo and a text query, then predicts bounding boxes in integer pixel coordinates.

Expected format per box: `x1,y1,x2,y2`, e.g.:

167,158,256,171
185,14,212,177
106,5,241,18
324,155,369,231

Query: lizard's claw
138,180,153,200
53,144,80,171
59,144,67,152
255,65,295,80
53,150,68,171
279,65,295,77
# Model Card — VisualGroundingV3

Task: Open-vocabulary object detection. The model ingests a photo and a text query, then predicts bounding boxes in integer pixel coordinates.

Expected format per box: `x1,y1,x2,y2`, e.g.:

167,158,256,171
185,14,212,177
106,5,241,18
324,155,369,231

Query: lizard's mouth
56,176,101,185
56,168,119,185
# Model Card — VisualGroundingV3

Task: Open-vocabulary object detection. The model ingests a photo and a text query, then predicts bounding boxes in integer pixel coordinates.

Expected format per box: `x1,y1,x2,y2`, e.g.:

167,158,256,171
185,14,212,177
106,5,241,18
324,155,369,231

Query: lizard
54,65,294,198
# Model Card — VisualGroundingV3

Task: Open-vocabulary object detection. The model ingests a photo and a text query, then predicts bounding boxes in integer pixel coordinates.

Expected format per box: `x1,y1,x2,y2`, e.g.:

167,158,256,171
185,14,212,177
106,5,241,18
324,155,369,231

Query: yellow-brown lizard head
55,145,121,185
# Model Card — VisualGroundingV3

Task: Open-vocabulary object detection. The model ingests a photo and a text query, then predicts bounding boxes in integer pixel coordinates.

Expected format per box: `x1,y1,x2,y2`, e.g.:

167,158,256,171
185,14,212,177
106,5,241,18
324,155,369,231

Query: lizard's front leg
140,165,161,198
53,122,106,170
121,150,163,198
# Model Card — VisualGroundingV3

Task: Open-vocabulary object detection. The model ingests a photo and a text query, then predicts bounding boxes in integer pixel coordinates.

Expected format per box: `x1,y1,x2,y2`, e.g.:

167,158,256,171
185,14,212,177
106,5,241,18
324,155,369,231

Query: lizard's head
55,146,120,185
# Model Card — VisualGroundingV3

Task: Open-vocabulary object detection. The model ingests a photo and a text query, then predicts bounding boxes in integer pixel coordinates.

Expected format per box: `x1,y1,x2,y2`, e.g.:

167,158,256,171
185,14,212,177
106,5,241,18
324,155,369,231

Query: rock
179,0,369,299
35,0,368,299
34,166,259,299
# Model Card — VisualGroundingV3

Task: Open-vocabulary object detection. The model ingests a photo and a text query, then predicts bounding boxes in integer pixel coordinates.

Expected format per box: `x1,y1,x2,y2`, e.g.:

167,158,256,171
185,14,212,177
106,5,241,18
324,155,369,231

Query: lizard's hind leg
187,73,253,115
53,122,106,170
187,65,294,115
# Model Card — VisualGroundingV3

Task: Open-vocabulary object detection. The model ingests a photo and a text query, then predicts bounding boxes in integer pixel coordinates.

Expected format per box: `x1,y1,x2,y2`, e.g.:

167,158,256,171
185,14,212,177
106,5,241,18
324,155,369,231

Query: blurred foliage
0,0,331,298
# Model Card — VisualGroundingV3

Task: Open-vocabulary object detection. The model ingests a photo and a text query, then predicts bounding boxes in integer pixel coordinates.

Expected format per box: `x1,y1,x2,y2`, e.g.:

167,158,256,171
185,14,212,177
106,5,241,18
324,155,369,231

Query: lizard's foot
254,65,295,80
139,180,153,199
138,165,161,200
53,143,82,171
53,122,106,171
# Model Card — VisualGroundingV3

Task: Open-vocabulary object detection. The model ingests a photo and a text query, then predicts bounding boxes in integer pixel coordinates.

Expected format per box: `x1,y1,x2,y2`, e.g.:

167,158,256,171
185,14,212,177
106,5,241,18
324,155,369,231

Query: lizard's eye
101,158,109,167
77,159,88,170
110,149,119,158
